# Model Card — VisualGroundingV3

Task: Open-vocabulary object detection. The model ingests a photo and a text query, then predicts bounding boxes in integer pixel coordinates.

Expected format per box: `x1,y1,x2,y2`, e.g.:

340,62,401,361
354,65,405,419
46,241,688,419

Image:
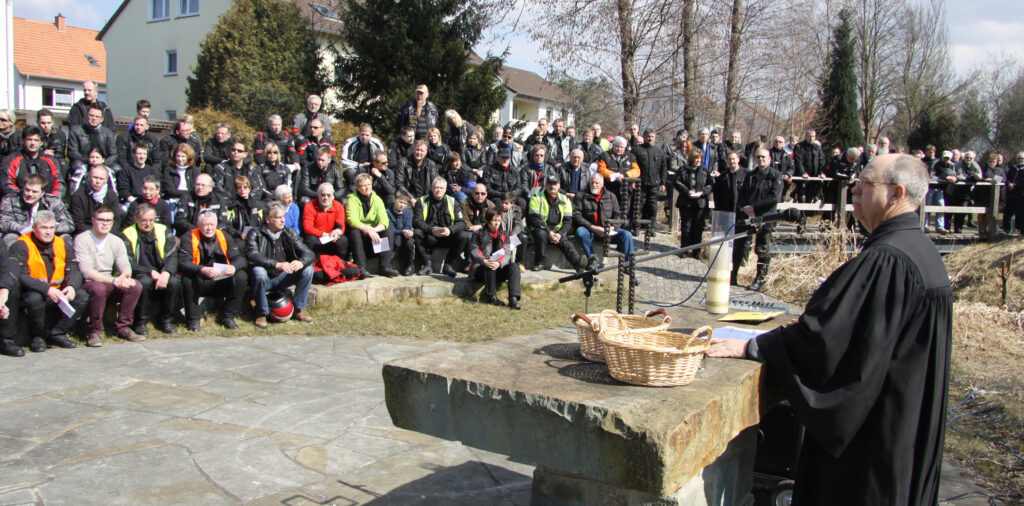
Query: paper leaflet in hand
489,248,505,262
372,237,390,253
58,296,76,318
319,234,334,244
509,235,522,247
211,262,231,280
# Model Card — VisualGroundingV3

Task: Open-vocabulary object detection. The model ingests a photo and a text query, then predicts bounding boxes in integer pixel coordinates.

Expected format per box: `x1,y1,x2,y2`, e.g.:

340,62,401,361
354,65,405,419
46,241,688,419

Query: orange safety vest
190,229,231,266
18,233,65,287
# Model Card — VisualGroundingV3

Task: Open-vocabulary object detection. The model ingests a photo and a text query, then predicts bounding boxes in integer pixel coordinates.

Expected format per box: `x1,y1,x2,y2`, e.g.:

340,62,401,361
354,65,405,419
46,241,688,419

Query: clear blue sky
16,0,1024,77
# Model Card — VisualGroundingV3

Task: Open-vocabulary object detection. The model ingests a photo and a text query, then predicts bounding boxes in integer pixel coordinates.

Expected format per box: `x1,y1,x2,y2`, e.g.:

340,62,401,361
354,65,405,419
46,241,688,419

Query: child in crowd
387,189,417,276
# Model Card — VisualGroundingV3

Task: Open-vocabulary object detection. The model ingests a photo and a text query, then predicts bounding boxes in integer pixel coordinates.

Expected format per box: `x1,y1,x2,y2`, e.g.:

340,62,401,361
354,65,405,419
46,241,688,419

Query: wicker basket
570,309,671,362
598,326,712,387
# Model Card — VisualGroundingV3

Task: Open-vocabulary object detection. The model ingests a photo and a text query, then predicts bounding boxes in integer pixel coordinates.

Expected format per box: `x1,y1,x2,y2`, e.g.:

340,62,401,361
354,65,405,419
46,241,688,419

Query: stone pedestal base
531,427,757,506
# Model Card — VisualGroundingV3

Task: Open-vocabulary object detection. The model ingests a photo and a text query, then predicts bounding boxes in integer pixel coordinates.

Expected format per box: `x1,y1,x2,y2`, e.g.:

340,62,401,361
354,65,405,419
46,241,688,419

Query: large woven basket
598,326,712,387
570,309,671,362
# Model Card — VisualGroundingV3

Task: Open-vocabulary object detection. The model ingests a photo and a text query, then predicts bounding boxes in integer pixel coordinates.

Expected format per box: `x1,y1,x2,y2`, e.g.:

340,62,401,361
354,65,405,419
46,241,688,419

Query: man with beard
573,174,634,270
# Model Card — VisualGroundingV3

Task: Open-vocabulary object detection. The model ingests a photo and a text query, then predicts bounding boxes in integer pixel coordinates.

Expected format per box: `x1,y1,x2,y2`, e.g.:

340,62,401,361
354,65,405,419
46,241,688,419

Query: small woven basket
569,307,671,362
571,309,672,362
598,326,712,387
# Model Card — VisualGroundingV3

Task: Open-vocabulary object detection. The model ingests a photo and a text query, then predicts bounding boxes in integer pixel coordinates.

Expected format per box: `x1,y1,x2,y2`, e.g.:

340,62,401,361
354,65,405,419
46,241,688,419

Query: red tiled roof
468,52,569,104
13,17,106,83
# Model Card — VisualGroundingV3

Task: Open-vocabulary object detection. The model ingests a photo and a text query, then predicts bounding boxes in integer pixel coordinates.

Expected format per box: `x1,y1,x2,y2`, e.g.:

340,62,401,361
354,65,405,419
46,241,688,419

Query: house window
334,57,353,84
41,87,74,108
165,110,178,121
179,0,199,16
165,51,178,76
150,0,169,20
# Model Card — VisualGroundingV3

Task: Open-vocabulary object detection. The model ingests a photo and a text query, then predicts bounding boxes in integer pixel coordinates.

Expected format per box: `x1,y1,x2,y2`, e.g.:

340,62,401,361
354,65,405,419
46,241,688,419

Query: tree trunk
616,0,638,128
723,0,743,132
681,0,696,132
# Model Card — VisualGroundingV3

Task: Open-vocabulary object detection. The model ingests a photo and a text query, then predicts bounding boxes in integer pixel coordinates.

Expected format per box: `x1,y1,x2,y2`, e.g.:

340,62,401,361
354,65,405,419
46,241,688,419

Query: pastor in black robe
746,212,952,505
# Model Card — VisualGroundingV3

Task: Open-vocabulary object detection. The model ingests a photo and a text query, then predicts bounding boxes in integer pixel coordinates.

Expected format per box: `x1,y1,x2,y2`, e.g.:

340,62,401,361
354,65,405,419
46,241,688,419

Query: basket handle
690,326,713,348
572,313,599,330
644,308,672,325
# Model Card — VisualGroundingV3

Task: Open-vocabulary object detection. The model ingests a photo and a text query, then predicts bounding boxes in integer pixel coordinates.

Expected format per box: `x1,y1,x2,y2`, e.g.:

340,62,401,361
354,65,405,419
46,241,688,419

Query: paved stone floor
0,335,536,505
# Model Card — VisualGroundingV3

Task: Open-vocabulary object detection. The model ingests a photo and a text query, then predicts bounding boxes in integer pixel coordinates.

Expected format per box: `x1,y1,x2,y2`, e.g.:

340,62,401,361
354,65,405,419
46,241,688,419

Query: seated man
386,189,416,276
178,211,248,331
127,176,173,227
156,119,203,168
573,174,635,270
346,173,398,277
117,144,160,205
9,210,88,352
244,202,315,328
115,115,158,170
339,122,385,176
2,125,62,198
121,203,180,335
69,165,124,235
527,175,585,272
460,183,495,234
298,146,345,206
0,240,21,357
253,114,299,166
74,206,144,346
202,123,241,169
302,182,349,259
0,174,74,245
412,176,467,277
67,104,119,193
173,173,228,236
36,109,68,183
210,141,265,201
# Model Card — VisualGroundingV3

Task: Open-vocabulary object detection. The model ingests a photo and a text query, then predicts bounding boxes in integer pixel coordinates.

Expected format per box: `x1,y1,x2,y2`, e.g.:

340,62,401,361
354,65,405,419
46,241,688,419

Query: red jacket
302,198,345,237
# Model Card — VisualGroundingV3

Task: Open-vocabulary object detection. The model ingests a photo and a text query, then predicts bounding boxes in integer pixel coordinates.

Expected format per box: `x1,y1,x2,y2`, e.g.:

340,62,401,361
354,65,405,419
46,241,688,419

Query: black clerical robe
751,212,952,505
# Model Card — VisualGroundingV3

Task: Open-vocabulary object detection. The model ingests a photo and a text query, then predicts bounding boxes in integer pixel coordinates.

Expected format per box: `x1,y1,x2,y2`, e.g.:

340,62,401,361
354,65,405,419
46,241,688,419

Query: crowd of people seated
0,80,1018,355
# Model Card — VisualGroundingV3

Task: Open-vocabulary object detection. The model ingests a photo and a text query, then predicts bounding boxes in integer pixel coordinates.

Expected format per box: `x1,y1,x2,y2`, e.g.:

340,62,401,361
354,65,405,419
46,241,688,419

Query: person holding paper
121,204,180,335
412,177,468,277
468,208,520,310
75,206,144,347
9,210,88,352
245,202,315,328
178,211,248,331
345,173,398,278
709,154,952,505
573,174,634,270
302,182,349,260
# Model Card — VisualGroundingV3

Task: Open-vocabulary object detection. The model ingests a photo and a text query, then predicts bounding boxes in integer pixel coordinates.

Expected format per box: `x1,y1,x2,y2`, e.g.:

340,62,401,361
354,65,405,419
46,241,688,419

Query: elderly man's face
755,150,771,169
590,176,604,194
318,187,334,208
83,82,97,101
88,169,107,191
569,151,584,167
199,217,218,237
731,132,742,144
307,97,322,113
698,131,709,142
612,143,626,156
431,180,446,199
194,177,212,197
964,153,975,163
268,117,282,134
472,185,488,203
852,164,893,232
546,180,560,196
215,127,230,143
135,210,156,234
87,109,103,127
33,219,56,243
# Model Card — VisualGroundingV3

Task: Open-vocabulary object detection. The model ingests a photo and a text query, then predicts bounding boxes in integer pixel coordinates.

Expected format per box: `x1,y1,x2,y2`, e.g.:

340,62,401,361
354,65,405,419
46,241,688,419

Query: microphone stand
558,226,760,313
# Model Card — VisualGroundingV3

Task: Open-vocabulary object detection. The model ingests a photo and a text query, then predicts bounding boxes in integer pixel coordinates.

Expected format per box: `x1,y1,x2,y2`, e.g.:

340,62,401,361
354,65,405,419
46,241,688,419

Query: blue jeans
926,188,945,230
575,226,634,259
450,190,468,202
251,265,314,315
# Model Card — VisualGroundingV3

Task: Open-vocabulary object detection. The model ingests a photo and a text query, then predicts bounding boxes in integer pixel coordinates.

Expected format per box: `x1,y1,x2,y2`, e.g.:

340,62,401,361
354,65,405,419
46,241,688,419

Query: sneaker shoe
118,328,146,342
29,337,47,353
86,333,103,348
293,310,313,323
254,316,268,329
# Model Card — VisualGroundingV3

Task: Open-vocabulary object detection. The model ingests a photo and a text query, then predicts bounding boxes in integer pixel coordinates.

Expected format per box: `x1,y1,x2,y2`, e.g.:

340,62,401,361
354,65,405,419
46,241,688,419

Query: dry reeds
753,227,859,304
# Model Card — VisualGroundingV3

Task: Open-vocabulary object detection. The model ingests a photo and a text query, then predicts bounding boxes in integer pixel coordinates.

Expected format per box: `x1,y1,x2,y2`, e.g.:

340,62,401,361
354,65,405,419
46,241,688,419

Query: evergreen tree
907,108,956,151
186,0,326,133
815,9,863,150
335,0,506,135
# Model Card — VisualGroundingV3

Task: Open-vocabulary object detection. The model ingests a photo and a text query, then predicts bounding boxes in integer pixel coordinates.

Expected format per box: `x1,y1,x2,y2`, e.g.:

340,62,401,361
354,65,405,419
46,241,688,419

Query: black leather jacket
244,225,315,278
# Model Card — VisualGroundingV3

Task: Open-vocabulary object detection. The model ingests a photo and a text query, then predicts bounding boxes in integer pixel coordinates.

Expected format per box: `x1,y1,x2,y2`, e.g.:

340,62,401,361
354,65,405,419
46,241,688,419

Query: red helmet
267,291,294,322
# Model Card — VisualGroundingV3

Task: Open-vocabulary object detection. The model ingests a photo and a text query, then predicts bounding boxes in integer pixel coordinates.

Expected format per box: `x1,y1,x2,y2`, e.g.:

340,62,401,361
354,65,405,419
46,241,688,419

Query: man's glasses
473,192,487,196
231,148,246,153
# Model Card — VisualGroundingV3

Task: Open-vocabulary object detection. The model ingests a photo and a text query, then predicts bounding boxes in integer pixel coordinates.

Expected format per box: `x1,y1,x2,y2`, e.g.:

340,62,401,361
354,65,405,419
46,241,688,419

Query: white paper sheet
372,237,390,253
713,326,769,341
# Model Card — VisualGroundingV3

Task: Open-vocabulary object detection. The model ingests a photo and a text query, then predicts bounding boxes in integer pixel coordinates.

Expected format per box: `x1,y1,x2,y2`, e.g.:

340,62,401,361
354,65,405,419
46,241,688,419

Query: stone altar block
383,313,775,505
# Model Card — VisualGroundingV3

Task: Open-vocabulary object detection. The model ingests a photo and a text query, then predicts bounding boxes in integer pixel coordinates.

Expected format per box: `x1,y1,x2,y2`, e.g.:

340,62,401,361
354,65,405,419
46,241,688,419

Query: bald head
867,154,928,208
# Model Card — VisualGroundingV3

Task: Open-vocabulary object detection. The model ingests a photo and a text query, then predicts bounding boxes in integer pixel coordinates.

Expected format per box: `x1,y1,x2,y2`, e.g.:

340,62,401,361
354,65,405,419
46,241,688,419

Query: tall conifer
816,9,863,150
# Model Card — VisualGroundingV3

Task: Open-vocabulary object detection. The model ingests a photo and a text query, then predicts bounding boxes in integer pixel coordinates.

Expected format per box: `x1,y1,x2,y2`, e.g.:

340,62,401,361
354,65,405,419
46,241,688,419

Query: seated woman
274,184,300,234
468,207,520,310
345,173,398,277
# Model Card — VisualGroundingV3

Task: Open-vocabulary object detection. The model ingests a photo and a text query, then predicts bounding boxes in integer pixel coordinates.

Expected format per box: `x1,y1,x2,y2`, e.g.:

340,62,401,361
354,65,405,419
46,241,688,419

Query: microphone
742,207,802,225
